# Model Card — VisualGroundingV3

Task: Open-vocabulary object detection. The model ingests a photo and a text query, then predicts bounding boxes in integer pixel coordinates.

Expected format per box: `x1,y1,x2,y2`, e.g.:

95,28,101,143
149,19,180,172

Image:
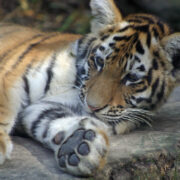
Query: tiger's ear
90,0,122,33
161,33,180,83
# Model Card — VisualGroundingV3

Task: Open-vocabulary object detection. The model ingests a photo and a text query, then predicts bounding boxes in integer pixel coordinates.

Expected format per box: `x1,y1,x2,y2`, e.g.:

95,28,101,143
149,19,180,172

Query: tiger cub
0,0,179,176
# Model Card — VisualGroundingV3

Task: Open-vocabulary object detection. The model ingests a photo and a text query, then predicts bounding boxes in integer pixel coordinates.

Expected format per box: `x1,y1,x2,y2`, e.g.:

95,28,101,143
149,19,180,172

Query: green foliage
58,11,91,34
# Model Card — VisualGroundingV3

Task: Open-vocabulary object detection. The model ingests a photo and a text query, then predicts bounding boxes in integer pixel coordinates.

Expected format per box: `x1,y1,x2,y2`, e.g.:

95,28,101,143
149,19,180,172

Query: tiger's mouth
90,105,154,127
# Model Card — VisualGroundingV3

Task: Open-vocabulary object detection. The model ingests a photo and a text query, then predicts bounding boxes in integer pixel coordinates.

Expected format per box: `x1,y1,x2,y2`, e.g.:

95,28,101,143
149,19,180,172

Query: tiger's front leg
0,127,13,164
17,101,109,176
0,106,14,164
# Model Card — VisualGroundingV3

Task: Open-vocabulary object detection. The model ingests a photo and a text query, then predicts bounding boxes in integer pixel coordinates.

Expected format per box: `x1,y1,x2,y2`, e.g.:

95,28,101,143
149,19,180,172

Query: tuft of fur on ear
90,0,122,33
161,33,180,83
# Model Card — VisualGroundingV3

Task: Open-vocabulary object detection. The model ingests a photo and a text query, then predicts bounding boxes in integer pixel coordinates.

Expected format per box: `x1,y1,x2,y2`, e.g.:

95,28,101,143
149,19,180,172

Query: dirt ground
0,0,91,34
1,0,179,35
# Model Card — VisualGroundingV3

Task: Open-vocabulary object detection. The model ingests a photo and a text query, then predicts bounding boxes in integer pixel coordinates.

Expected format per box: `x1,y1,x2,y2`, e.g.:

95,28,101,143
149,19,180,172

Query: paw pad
57,128,96,168
53,131,65,145
84,130,95,141
59,155,66,168
78,142,90,156
68,153,80,166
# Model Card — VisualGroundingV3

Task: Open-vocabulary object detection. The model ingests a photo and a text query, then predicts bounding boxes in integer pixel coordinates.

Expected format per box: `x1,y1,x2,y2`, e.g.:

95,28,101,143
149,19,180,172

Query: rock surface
0,87,180,180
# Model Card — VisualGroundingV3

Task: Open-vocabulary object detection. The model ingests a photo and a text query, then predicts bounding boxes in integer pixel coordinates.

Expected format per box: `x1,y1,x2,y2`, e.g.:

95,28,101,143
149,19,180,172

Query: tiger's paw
0,130,13,164
54,117,109,176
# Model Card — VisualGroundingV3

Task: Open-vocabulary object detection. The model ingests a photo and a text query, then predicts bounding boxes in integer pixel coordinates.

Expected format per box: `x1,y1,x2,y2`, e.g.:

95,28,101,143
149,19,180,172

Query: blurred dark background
0,0,180,34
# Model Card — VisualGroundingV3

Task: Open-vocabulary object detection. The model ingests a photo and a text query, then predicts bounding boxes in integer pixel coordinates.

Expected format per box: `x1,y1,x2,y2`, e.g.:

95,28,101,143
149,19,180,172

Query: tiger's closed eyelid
121,72,143,85
96,56,104,65
126,73,140,82
128,73,140,81
94,56,105,71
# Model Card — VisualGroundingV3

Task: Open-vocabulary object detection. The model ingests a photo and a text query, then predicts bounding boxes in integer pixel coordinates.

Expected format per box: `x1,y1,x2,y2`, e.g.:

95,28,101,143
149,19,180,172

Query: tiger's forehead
97,16,171,62
90,17,171,75
99,14,171,41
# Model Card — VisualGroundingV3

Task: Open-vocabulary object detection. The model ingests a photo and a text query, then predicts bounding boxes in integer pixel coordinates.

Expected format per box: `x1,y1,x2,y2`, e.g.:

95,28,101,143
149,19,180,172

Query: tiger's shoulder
0,23,81,55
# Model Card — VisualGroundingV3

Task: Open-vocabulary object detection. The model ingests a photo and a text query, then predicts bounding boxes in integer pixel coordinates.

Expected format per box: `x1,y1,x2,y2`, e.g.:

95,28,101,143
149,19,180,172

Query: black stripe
157,21,165,34
150,78,159,98
77,37,84,49
112,125,117,135
146,32,151,48
132,33,139,44
133,25,149,32
31,117,42,137
152,58,159,70
113,35,132,41
130,81,144,87
125,97,132,105
99,46,105,51
137,65,145,72
134,55,141,62
109,43,115,48
136,86,147,93
152,27,159,38
150,104,156,109
136,97,152,104
172,53,180,69
123,61,128,70
6,34,58,75
78,37,96,59
23,76,31,105
31,108,70,137
136,40,145,55
108,28,114,33
160,61,165,67
146,68,153,85
153,51,160,58
91,45,99,54
134,15,154,24
44,53,56,94
101,35,109,41
125,53,129,59
127,19,142,23
115,48,120,53
0,34,43,70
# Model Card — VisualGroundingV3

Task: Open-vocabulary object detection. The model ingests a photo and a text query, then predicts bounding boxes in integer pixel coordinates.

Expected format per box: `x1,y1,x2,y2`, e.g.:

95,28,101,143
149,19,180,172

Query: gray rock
0,137,81,180
0,87,180,180
97,87,180,179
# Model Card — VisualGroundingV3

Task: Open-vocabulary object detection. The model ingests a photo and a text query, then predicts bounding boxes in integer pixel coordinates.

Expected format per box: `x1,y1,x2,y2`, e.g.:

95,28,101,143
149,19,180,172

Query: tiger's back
0,23,81,133
0,23,81,79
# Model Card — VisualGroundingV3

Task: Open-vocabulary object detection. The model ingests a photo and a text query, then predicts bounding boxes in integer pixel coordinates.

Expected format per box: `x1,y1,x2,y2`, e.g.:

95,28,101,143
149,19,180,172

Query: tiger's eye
99,46,105,51
127,73,139,82
122,73,140,84
95,56,104,67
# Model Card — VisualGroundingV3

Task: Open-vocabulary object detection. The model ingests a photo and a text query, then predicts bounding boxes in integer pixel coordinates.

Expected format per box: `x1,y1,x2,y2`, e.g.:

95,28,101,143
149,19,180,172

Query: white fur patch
119,21,129,29
90,0,121,32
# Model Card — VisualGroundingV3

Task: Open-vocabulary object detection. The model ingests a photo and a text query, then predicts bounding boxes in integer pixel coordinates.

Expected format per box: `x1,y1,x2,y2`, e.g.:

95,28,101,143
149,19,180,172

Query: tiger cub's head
76,0,180,124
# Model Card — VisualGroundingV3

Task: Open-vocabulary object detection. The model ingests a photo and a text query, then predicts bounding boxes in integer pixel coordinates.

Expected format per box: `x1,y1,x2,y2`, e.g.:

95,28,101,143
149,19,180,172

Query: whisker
100,108,154,127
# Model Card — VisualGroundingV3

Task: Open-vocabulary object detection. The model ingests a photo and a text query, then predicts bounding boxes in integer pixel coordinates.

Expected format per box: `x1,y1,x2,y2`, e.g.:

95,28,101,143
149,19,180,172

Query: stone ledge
0,88,180,180
97,102,180,179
